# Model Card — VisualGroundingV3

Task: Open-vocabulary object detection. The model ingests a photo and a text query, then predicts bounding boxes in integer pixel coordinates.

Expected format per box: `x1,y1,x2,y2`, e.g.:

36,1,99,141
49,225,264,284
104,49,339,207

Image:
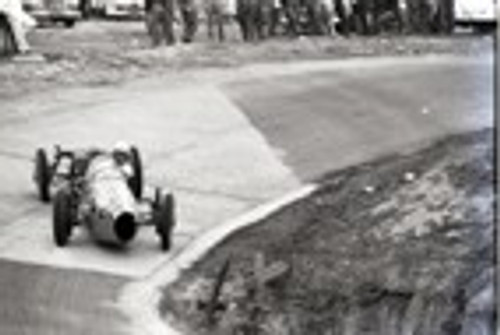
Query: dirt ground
162,128,495,335
0,20,493,101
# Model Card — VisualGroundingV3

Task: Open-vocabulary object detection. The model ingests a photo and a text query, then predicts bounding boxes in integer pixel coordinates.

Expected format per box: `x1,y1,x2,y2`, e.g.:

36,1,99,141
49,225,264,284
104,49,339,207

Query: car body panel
92,0,144,18
454,0,497,24
22,0,81,26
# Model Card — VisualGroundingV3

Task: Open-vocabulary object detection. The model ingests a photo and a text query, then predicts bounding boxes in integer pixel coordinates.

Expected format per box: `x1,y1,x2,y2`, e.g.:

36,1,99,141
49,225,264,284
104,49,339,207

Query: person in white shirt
0,0,35,53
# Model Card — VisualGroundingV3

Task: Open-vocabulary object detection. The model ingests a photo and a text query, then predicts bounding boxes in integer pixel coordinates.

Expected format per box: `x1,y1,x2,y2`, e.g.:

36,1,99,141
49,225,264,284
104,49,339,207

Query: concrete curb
119,184,318,335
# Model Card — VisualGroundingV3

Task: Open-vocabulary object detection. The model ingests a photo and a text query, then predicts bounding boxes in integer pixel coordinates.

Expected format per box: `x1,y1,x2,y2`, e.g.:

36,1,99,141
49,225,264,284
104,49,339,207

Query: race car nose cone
114,212,137,243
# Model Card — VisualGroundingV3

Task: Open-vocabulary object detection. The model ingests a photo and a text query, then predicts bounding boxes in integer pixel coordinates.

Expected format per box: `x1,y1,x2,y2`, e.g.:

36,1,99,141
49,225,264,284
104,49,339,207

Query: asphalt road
0,260,128,335
224,56,493,181
0,55,493,334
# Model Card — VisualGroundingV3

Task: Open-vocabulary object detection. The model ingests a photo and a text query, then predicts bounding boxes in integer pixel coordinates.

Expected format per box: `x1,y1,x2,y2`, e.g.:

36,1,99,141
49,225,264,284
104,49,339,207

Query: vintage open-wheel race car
33,144,175,251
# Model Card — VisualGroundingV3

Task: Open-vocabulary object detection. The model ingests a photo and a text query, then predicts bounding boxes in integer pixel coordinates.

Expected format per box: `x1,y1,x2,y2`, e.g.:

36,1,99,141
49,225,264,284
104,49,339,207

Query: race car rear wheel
35,148,51,202
156,193,175,251
53,189,74,247
129,146,143,199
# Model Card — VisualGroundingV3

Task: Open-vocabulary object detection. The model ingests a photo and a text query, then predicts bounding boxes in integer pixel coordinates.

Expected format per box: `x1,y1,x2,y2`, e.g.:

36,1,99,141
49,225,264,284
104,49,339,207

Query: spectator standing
406,0,432,33
281,0,300,36
334,0,351,35
206,0,226,41
0,0,35,54
256,0,274,38
145,0,176,46
236,0,261,41
179,0,198,42
0,12,16,56
267,0,281,36
435,0,453,33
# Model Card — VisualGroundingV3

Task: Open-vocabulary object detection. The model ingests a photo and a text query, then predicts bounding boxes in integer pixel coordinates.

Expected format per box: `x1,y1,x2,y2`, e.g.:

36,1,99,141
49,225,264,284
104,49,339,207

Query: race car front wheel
129,146,143,199
53,189,74,247
156,193,176,251
35,148,51,202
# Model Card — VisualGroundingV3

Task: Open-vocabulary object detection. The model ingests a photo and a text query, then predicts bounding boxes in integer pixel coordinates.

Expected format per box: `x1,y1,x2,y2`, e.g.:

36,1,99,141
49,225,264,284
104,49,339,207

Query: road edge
2,54,491,128
119,184,317,335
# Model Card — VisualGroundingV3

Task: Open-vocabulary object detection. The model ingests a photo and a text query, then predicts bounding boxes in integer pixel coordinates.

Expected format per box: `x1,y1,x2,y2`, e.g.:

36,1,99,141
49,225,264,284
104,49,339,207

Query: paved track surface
0,86,300,277
225,56,493,181
0,260,128,335
0,55,493,334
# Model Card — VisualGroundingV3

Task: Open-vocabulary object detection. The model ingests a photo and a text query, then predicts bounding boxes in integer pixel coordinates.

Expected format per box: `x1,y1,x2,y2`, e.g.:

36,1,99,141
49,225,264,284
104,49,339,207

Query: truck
454,0,497,32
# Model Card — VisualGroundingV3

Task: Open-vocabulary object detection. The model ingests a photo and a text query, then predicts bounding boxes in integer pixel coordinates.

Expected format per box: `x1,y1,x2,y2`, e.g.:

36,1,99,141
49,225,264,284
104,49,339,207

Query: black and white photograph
0,0,497,334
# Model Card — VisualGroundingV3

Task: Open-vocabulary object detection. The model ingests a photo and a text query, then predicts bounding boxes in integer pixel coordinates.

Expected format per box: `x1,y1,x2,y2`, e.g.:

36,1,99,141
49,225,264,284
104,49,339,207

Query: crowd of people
144,0,456,46
0,0,456,55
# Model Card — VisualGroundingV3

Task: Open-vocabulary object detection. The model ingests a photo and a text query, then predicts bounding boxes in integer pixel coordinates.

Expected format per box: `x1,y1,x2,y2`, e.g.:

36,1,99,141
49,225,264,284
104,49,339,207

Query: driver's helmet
112,141,131,165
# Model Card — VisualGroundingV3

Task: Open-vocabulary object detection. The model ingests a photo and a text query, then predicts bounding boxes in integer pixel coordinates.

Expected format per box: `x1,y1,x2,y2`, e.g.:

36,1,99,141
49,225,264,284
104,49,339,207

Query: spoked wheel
155,193,176,251
34,148,51,202
128,146,143,199
53,189,74,247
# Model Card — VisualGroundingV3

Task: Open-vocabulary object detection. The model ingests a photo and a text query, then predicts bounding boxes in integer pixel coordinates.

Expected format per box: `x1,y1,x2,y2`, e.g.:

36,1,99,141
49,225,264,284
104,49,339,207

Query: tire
128,146,143,199
53,189,73,247
63,19,76,28
473,22,495,34
35,148,51,202
155,193,175,251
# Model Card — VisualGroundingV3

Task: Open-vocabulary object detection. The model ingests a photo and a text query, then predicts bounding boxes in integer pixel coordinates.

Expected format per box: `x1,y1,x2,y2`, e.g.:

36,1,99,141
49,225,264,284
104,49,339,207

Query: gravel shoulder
161,128,495,335
0,21,493,101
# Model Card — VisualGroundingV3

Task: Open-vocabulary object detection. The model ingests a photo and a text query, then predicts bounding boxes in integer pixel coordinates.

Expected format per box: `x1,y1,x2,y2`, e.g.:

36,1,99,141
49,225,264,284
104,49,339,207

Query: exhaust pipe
114,212,137,243
89,210,138,245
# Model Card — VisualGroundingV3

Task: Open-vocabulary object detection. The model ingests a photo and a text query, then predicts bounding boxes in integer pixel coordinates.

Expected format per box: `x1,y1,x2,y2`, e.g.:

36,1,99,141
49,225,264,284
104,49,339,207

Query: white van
455,0,497,30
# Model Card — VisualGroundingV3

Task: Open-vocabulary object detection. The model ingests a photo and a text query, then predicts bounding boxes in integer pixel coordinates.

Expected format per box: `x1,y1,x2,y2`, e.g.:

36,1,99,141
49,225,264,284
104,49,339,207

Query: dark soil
161,128,495,335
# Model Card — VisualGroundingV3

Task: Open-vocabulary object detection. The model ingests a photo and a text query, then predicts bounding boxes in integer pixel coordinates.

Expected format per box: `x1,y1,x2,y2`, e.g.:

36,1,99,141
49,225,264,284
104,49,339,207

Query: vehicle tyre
63,19,76,28
473,22,495,34
129,146,143,199
156,193,175,251
35,148,51,202
53,189,73,247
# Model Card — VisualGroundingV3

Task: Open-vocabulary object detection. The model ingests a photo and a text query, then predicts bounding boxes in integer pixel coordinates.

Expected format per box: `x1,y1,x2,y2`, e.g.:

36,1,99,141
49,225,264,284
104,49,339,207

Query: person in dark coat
0,12,16,56
302,0,330,35
145,0,176,46
333,0,349,35
281,0,301,36
179,0,198,42
235,0,247,40
236,0,259,41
